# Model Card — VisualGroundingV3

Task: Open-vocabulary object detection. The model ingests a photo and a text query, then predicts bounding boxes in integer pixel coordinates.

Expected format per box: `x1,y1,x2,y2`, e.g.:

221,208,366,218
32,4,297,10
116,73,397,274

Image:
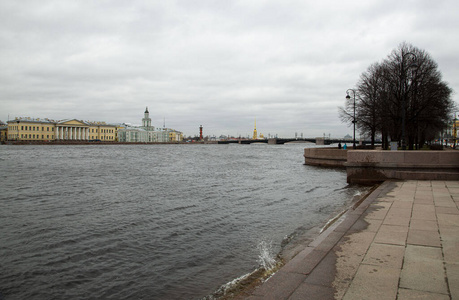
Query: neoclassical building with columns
6,117,118,142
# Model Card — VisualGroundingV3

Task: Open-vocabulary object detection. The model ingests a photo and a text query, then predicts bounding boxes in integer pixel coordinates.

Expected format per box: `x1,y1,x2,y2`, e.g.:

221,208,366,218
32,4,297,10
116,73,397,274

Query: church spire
253,118,258,140
145,106,149,113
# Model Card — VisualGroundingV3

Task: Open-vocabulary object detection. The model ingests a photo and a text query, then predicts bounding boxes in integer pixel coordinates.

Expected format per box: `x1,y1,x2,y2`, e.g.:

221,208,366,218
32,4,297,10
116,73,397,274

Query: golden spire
253,118,258,140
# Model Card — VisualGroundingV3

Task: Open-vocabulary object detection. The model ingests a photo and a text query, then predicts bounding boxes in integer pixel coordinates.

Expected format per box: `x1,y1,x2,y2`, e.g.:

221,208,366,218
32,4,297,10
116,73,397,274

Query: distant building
2,108,183,143
117,107,183,143
0,120,7,142
5,117,117,142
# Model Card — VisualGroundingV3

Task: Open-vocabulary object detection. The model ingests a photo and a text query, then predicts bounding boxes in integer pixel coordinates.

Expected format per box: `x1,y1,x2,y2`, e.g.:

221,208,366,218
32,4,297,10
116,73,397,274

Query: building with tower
141,107,154,130
117,107,183,143
1,107,183,143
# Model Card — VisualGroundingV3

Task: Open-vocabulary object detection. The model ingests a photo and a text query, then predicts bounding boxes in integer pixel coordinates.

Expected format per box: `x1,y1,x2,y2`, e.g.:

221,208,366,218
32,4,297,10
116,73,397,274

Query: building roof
8,117,56,124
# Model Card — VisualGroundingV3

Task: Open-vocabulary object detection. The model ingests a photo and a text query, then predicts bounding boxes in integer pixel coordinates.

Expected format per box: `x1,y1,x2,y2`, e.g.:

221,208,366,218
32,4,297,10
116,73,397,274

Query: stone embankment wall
304,148,348,167
304,148,459,185
346,150,459,184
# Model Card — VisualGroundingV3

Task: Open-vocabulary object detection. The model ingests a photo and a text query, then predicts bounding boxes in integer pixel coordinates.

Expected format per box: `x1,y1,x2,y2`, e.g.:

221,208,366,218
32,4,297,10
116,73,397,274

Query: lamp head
346,94,351,100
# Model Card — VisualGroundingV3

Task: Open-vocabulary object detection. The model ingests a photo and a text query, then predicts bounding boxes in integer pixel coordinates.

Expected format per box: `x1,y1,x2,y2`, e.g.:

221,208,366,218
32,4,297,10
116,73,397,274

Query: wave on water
203,240,282,300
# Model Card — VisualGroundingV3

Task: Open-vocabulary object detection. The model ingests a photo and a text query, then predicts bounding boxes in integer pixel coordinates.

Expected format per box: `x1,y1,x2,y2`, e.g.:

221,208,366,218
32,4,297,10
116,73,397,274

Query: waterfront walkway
245,180,459,299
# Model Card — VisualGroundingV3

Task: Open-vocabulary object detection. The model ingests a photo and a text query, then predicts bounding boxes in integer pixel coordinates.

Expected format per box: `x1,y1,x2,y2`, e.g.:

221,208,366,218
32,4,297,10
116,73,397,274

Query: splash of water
257,240,277,271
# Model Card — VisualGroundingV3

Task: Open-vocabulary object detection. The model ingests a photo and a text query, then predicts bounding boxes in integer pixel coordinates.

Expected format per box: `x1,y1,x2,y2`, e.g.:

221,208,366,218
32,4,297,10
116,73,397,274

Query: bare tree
340,42,454,149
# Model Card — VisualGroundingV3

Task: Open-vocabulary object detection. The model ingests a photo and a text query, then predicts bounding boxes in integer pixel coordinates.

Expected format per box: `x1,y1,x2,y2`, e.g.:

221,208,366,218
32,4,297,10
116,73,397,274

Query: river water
0,143,367,299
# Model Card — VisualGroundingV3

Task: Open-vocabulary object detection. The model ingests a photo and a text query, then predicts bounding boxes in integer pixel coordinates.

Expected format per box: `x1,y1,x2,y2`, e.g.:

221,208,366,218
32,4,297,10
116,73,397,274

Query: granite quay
304,148,459,184
241,180,459,300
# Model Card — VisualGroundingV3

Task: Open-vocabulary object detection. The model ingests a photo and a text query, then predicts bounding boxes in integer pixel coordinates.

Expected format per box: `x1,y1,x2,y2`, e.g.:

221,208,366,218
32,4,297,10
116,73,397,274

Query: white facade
117,107,183,143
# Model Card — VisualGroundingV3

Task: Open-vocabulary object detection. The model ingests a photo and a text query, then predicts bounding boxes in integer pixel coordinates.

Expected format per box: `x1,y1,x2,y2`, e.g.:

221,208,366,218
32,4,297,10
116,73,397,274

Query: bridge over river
218,138,358,145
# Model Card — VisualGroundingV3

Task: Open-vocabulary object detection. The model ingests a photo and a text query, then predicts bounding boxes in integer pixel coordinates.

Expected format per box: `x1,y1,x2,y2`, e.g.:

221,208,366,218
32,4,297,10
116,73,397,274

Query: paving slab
409,219,438,231
362,204,390,220
445,262,459,300
373,224,408,246
342,264,400,300
350,217,382,233
437,213,459,226
399,245,448,294
411,205,437,220
288,282,334,300
397,288,449,300
250,271,307,299
434,200,457,208
407,229,441,247
390,200,413,209
279,249,327,275
382,214,411,226
361,243,405,269
332,231,377,299
435,206,459,214
303,251,336,287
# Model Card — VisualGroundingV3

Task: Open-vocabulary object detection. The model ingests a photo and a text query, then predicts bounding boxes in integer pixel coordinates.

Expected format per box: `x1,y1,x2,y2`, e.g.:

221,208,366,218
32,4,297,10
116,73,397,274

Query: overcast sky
1,0,458,138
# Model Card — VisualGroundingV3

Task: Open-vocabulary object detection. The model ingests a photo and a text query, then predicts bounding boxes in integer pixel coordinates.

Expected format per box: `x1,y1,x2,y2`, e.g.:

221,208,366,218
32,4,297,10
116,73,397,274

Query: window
42,127,44,131
29,134,31,138
52,127,54,131
42,135,44,139
47,135,49,139
47,127,49,131
21,126,24,130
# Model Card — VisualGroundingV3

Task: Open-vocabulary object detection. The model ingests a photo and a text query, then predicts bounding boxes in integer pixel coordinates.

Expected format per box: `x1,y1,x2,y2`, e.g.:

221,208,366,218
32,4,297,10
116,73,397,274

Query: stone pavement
245,180,459,300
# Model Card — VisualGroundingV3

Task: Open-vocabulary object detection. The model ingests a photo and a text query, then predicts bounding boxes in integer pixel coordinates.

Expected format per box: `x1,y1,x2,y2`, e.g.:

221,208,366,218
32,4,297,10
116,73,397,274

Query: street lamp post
401,52,418,150
346,89,357,149
454,112,458,150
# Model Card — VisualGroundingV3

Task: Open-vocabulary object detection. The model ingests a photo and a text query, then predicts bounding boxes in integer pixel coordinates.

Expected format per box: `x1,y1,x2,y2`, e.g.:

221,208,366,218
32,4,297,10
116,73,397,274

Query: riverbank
206,186,375,299
239,180,459,299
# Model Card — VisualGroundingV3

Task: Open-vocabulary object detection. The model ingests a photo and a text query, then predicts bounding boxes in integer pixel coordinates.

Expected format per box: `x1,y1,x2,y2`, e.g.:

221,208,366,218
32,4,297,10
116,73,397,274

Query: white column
82,127,85,140
56,126,59,140
78,127,81,140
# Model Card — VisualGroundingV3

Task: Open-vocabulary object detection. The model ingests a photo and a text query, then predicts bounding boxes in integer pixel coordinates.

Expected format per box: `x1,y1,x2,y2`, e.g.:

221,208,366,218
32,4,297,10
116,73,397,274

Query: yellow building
5,117,117,142
7,117,56,141
169,130,184,142
85,121,117,142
